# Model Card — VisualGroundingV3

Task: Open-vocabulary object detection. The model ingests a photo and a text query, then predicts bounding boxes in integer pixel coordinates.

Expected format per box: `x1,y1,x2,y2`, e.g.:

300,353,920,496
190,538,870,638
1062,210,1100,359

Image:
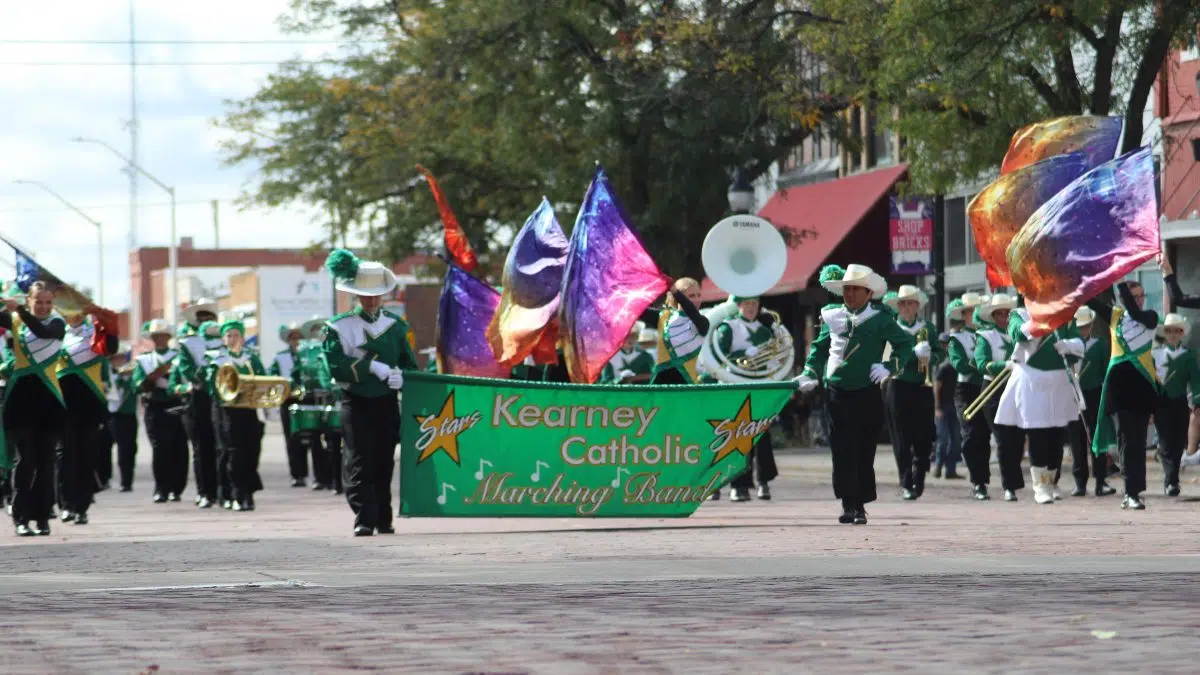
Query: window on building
813,126,823,160
1181,42,1199,63
965,194,982,263
1126,265,1164,316
874,128,893,165
945,197,967,266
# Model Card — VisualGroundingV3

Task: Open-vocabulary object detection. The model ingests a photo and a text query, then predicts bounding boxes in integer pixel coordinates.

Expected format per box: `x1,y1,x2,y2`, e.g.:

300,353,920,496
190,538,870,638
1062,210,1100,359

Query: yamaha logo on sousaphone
697,215,795,383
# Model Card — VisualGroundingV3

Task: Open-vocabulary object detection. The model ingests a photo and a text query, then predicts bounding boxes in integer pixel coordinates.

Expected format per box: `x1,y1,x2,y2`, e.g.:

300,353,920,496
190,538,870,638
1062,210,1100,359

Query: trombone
963,366,1011,420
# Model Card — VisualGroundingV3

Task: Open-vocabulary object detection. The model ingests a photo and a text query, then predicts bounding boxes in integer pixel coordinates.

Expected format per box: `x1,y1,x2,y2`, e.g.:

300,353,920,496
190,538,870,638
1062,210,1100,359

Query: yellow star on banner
413,391,475,465
707,395,771,466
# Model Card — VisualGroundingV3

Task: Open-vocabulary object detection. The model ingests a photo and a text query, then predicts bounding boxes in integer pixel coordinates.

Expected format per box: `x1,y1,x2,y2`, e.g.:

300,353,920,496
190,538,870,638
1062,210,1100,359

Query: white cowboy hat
978,293,1017,324
336,260,397,297
182,299,219,325
1158,313,1190,337
142,318,172,337
823,264,887,297
885,284,928,310
630,320,646,337
299,315,326,340
960,292,985,308
1074,306,1095,327
278,321,304,341
637,328,658,344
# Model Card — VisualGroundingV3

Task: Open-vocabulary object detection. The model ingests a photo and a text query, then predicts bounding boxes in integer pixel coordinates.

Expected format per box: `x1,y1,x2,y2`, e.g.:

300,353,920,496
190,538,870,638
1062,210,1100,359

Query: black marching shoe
1095,482,1116,497
1071,483,1087,497
167,493,181,502
707,489,720,501
729,488,750,502
1121,494,1146,510
354,525,373,537
901,489,917,500
1165,484,1180,497
15,522,34,537
221,500,234,510
74,512,88,525
35,521,50,536
152,493,166,504
119,485,133,493
60,510,75,523
944,470,964,480
1004,489,1018,502
838,500,856,524
311,483,326,491
932,465,943,479
972,484,990,500
290,478,306,488
376,525,395,534
245,497,255,511
756,484,771,500
853,507,868,525
233,500,249,512
197,497,214,509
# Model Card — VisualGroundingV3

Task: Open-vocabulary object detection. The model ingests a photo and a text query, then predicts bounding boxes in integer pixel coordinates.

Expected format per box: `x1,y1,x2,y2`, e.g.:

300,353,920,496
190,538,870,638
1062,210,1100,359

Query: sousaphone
696,215,795,383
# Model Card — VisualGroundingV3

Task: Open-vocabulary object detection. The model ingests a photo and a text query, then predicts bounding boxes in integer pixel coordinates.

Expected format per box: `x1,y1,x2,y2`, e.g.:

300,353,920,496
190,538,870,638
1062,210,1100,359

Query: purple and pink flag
436,263,509,379
1000,116,1123,176
559,166,670,384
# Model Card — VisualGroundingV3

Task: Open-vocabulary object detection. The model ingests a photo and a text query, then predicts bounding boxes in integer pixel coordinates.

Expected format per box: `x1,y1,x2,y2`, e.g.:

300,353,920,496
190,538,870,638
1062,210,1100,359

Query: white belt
957,374,973,383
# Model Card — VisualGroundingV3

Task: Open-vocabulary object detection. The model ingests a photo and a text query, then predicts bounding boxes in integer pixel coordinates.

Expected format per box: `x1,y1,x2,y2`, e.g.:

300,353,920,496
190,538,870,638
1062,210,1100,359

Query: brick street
2,427,1198,673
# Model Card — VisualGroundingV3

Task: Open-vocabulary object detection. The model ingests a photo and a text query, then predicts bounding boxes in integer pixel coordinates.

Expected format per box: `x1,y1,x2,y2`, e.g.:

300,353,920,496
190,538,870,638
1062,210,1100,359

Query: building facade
1159,28,1200,331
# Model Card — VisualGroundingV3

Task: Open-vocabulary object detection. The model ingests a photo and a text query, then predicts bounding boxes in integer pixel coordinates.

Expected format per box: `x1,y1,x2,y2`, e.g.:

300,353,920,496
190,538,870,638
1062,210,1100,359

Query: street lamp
727,167,756,215
13,180,104,306
71,136,177,325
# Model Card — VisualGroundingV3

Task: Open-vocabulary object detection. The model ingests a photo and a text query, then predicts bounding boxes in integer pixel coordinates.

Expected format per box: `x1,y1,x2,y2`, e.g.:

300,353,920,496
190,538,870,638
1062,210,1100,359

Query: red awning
699,163,909,301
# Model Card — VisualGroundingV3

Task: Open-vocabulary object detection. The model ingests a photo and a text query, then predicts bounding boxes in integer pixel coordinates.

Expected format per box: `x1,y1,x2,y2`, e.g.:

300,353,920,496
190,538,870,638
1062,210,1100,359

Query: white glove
793,374,818,393
386,369,405,390
618,369,636,381
1020,321,1035,339
745,346,760,358
870,363,890,384
1054,338,1085,357
913,342,931,360
368,360,391,382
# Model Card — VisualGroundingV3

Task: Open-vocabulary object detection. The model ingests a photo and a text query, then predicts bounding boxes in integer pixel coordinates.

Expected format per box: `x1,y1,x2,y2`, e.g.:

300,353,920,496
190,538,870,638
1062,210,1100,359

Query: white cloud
0,0,346,311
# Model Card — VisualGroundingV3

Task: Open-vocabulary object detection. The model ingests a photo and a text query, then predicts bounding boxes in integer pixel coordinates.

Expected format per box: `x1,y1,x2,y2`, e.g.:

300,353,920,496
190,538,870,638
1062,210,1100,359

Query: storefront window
945,197,966,266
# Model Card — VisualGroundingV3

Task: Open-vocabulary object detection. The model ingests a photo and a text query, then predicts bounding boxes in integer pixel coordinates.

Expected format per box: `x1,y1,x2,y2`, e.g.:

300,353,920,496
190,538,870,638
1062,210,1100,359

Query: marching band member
108,351,139,492
973,293,1025,501
1159,259,1200,466
884,285,940,500
420,346,438,373
56,309,119,524
600,321,654,384
322,250,417,537
1066,307,1116,497
133,319,188,504
269,322,308,488
933,332,962,479
210,319,266,512
1086,281,1159,510
291,316,338,492
995,305,1084,504
1151,314,1198,497
651,278,709,384
0,283,67,536
173,303,221,508
715,295,778,501
946,293,990,499
794,265,914,525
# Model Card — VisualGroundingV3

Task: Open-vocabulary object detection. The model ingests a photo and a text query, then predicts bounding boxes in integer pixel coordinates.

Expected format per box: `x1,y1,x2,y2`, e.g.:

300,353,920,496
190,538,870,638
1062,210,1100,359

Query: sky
0,1,348,311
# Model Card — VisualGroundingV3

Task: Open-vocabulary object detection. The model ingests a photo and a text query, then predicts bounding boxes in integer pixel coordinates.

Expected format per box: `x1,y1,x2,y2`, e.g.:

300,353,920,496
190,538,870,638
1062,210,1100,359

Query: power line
0,197,241,214
0,60,343,66
0,39,386,45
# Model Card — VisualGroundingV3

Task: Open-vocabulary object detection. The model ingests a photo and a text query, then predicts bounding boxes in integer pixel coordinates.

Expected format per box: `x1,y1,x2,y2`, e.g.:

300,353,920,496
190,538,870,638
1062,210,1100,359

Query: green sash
1092,307,1157,455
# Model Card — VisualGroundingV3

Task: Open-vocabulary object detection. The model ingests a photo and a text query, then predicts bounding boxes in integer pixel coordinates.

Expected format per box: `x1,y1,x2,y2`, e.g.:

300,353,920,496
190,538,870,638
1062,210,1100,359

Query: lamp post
727,167,756,215
13,180,104,306
72,136,177,324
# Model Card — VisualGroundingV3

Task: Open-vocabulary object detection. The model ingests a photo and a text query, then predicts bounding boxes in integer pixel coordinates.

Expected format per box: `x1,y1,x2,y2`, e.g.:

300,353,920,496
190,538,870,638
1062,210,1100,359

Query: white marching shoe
1031,466,1055,505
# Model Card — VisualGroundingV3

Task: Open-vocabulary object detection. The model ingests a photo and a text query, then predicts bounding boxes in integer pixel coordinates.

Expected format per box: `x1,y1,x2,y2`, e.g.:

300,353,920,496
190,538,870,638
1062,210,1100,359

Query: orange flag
416,165,478,272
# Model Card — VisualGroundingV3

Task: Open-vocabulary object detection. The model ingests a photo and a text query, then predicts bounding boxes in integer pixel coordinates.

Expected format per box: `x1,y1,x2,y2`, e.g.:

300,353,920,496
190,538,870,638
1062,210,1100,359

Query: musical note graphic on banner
531,460,550,482
611,467,630,488
437,482,457,505
474,459,494,480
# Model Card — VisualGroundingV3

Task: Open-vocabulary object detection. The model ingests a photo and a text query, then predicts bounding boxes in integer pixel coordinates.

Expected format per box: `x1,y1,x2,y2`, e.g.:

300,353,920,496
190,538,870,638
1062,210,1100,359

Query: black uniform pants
887,380,934,494
183,391,219,500
1154,395,1189,488
342,391,399,529
731,433,778,490
955,381,992,487
827,386,883,506
280,405,307,481
95,419,113,487
982,395,1026,491
5,378,64,525
109,413,138,489
210,400,232,502
219,407,263,502
326,430,344,492
1027,427,1065,468
144,399,188,496
298,428,334,488
1116,409,1150,497
1067,387,1106,488
59,376,104,515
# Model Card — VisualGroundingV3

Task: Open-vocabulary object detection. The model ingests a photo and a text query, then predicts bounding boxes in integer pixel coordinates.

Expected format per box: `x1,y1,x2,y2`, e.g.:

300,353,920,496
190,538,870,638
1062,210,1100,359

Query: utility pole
128,0,140,332
212,199,220,248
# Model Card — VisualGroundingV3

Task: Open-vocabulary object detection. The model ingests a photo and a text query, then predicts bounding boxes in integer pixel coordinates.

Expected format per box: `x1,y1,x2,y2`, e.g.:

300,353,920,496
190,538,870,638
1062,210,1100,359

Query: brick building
1159,30,1200,334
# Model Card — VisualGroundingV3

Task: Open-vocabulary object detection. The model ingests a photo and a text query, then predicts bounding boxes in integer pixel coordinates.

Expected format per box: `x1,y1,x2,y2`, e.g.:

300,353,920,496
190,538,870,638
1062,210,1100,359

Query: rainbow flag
1000,116,1122,175
435,263,509,379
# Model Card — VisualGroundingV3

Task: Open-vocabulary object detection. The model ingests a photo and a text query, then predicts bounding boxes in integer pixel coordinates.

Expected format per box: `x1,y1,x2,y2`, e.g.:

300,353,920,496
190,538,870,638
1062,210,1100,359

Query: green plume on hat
945,298,964,319
730,295,759,304
819,264,845,285
324,248,360,281
880,291,898,316
220,319,246,336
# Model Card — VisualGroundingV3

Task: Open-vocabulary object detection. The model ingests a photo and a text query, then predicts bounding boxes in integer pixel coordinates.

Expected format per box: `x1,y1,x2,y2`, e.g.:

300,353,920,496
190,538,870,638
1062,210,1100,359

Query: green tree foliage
807,0,1200,193
220,0,844,275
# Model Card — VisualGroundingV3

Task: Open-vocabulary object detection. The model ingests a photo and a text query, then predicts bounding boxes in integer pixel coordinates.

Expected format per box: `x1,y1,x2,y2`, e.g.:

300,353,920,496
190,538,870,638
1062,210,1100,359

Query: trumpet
915,326,933,387
963,366,1012,420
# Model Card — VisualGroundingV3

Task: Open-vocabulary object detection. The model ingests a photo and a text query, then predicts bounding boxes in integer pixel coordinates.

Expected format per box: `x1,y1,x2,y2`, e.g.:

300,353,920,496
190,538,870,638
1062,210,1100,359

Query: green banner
399,372,795,517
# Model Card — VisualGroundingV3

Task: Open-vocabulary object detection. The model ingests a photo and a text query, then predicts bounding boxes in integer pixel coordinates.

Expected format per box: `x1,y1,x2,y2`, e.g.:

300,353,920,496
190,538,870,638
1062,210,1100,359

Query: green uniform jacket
1006,309,1078,372
893,318,943,385
111,366,137,416
132,348,179,404
208,348,266,378
1077,333,1110,391
946,329,981,386
268,348,299,379
323,307,418,398
974,327,1013,379
600,349,655,384
169,338,208,397
801,302,915,391
292,343,335,393
1153,346,1200,402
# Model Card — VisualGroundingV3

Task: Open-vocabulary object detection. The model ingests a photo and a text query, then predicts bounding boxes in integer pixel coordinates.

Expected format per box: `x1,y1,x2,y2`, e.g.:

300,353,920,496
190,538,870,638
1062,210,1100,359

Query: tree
806,0,1200,193
219,0,844,276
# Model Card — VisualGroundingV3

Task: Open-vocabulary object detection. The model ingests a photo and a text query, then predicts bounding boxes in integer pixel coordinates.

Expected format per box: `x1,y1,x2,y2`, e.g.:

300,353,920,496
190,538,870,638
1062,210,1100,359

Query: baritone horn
696,215,795,383
215,364,294,408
